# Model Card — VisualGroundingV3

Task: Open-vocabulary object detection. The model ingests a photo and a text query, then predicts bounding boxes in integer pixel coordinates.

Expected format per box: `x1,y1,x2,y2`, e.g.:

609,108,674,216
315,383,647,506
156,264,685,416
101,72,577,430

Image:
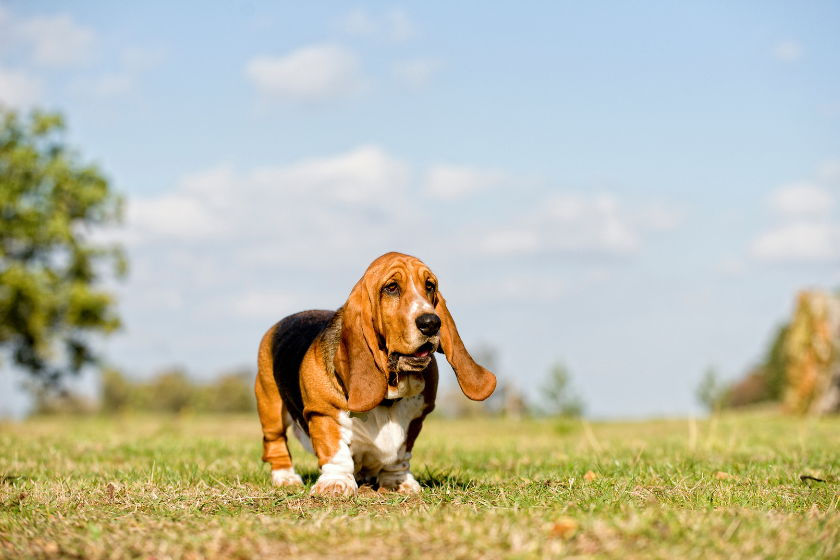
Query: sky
1,1,839,419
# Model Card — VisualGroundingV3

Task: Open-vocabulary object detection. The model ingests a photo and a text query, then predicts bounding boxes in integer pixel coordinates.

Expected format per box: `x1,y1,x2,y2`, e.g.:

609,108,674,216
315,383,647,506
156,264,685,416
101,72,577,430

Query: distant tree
542,361,585,417
100,368,257,414
761,324,789,401
0,109,125,391
144,370,194,413
197,370,257,413
101,368,132,413
695,366,728,412
470,344,507,416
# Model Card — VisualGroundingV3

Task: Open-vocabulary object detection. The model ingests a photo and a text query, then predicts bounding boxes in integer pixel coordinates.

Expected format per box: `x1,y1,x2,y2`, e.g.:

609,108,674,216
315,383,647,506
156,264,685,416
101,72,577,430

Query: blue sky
1,1,839,418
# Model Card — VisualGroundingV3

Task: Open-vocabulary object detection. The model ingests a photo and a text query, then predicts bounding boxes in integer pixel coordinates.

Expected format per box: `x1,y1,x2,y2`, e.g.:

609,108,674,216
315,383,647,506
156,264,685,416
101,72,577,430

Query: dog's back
270,309,335,434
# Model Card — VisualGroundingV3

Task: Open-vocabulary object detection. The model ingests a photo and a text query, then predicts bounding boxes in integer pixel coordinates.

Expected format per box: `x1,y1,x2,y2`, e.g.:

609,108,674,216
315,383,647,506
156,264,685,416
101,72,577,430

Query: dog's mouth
387,342,436,373
411,342,435,358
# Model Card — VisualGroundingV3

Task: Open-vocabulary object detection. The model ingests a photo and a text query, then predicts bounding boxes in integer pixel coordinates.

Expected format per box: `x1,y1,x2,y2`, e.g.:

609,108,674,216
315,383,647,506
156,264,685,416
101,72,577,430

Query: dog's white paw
396,477,422,495
311,475,357,497
271,467,303,487
378,473,421,495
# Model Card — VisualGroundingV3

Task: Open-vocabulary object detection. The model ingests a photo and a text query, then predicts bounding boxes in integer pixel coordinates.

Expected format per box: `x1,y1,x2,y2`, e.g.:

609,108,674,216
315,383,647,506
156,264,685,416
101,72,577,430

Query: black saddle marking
270,309,336,436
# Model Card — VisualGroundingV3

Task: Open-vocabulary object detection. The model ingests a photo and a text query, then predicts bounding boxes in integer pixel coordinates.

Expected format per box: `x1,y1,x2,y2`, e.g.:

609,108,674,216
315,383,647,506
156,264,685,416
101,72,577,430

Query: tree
761,324,789,401
0,109,125,391
695,366,728,412
542,361,585,417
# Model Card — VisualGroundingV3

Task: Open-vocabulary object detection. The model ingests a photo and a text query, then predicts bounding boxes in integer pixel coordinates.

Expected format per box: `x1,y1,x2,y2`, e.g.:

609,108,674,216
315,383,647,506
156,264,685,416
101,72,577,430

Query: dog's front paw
397,477,422,495
311,476,357,497
271,468,304,487
378,473,421,495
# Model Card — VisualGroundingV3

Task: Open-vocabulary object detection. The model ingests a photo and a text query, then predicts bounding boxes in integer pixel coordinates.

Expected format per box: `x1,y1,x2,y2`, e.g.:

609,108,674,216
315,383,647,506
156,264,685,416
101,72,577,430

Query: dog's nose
415,313,441,336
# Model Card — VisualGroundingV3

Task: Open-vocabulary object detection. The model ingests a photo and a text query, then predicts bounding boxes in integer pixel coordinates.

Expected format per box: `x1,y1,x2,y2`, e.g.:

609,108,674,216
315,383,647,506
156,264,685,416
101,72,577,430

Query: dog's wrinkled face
336,251,496,413
376,257,440,375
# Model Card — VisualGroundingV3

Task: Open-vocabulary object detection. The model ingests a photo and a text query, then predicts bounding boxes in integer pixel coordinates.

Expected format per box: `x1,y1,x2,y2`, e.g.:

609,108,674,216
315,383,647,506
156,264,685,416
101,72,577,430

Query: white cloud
393,59,441,90
72,47,165,98
0,9,95,107
128,192,226,242
770,182,834,217
340,9,415,42
424,165,504,200
428,167,682,258
92,74,133,97
121,150,680,320
388,10,415,42
342,9,378,36
479,195,647,257
121,47,165,71
233,290,299,318
818,159,840,186
773,40,802,62
125,164,238,243
474,275,567,302
641,204,685,231
126,146,409,250
716,257,748,276
252,147,407,204
0,66,41,108
18,14,96,67
482,229,541,255
752,222,840,262
752,160,840,263
133,288,183,311
246,45,365,103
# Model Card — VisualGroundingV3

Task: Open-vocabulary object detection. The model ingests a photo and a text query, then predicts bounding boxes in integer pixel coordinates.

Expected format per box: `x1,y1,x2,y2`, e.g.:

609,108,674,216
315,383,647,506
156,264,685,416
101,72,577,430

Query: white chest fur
339,393,425,478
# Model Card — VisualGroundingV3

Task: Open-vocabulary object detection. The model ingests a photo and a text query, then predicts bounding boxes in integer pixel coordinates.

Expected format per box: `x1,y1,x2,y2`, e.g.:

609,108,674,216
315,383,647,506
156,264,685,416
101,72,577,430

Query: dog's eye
426,281,436,293
384,282,399,295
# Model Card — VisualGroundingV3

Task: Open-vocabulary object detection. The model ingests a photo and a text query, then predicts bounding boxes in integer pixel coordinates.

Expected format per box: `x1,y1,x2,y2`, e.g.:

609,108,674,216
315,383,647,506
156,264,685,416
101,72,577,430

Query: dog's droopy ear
436,292,497,401
334,282,388,413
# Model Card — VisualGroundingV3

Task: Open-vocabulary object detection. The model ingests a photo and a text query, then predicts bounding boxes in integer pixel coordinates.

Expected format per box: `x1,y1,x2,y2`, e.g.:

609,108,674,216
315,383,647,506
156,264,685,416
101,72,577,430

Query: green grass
1,411,839,559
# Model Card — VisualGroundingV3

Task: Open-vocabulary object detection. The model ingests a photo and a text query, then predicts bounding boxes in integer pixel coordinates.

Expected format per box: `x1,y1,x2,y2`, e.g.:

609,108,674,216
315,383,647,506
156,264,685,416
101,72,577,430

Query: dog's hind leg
256,325,303,487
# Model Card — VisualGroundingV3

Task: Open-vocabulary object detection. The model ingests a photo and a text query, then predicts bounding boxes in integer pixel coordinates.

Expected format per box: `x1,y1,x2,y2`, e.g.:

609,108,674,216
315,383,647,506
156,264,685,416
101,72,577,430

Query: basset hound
255,252,497,496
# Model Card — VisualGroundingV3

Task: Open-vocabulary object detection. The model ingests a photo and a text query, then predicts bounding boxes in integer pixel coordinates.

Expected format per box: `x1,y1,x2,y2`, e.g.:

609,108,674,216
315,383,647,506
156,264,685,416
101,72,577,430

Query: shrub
100,369,256,414
541,362,585,417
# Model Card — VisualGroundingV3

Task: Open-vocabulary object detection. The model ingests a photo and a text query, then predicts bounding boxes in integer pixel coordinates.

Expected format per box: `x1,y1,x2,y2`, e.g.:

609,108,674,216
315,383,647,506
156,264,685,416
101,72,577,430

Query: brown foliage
727,370,772,408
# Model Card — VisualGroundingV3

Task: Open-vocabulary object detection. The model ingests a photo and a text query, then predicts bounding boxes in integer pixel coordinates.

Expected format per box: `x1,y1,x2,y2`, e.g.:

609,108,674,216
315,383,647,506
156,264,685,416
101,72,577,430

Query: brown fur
255,324,295,471
299,342,346,467
437,294,497,401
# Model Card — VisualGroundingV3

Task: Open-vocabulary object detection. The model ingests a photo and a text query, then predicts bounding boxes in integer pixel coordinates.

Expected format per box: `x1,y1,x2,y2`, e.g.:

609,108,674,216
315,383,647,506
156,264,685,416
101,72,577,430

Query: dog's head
334,252,497,413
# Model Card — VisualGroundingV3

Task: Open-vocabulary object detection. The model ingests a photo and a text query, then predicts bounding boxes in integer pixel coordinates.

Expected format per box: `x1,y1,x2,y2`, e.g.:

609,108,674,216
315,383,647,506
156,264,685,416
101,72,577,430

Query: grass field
1,411,839,559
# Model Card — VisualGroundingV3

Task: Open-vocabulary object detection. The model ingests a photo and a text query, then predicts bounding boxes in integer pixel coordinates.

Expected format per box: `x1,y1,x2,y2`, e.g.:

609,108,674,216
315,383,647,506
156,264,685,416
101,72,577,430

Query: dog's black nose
415,313,441,336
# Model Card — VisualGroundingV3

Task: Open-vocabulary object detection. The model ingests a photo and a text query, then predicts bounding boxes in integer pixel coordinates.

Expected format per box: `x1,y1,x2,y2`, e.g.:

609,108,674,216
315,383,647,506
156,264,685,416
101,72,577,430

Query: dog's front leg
309,412,357,497
378,367,436,495
377,447,421,495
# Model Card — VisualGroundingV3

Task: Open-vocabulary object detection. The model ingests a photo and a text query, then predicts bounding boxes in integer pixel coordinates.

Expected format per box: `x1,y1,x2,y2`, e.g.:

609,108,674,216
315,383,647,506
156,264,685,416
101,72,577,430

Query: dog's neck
320,307,344,378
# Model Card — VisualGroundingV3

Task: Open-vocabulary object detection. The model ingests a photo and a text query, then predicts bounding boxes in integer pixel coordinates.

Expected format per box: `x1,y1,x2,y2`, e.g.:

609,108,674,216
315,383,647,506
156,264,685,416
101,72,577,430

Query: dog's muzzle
388,341,436,373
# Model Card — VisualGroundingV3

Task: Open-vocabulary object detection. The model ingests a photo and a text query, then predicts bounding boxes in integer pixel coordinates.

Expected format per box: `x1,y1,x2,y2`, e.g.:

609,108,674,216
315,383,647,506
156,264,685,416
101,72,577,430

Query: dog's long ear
436,292,497,401
334,280,388,413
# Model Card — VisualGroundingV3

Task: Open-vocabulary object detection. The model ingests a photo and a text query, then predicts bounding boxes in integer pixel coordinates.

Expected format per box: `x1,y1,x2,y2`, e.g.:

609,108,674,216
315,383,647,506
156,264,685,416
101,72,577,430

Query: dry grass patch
1,411,839,558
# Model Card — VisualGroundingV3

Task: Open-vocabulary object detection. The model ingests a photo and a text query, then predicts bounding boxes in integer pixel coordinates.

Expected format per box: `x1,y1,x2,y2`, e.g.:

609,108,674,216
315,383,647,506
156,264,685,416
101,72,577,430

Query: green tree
542,361,585,417
695,366,728,412
761,324,789,401
0,109,125,390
